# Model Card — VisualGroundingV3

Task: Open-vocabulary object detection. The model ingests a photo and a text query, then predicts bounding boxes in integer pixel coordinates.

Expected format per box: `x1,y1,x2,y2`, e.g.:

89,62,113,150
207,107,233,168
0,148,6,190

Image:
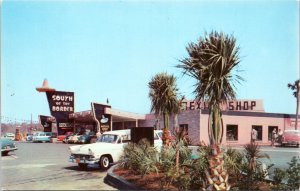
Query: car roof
284,130,300,133
103,129,131,136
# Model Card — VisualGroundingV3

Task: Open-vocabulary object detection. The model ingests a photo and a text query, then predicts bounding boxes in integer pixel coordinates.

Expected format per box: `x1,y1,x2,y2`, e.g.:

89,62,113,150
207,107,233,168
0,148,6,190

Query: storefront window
179,124,188,135
268,126,278,141
226,125,238,141
252,125,263,141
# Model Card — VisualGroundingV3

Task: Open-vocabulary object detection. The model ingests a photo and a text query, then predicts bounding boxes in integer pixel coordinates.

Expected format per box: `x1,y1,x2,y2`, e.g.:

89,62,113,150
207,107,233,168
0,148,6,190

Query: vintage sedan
57,132,73,142
1,137,18,156
77,132,96,144
2,133,15,141
280,129,300,147
69,129,162,170
69,130,130,170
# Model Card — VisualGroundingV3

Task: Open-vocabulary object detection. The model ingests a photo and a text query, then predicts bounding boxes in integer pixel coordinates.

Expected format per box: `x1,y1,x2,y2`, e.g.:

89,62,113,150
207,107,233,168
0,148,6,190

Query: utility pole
31,113,33,133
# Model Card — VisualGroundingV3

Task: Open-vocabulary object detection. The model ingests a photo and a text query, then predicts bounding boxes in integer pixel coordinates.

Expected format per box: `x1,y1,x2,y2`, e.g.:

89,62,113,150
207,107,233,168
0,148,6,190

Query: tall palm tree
177,31,243,190
288,79,300,130
148,72,181,146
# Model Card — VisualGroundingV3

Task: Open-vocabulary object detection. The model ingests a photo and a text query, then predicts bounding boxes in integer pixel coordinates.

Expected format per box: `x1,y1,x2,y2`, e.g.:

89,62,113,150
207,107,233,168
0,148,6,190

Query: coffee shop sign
181,100,263,112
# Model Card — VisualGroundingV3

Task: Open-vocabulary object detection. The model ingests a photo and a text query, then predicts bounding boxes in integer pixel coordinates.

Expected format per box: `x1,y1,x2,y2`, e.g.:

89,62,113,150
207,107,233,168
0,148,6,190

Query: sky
1,0,299,123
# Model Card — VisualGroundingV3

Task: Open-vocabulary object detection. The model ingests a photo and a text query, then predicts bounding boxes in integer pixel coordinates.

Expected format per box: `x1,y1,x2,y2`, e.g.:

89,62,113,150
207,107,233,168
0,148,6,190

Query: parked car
1,137,18,156
63,133,74,143
32,132,56,143
57,132,73,142
67,133,82,144
280,129,300,147
77,132,96,144
69,129,162,170
26,133,33,141
2,133,15,141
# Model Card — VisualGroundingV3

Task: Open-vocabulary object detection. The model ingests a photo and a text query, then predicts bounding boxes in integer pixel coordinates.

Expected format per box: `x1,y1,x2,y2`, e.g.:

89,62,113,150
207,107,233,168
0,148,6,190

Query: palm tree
148,72,181,146
177,31,243,190
288,79,300,130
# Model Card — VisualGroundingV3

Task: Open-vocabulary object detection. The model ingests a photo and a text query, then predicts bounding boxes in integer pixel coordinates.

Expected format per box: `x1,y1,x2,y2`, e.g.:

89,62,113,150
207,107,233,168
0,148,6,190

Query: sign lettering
181,100,262,112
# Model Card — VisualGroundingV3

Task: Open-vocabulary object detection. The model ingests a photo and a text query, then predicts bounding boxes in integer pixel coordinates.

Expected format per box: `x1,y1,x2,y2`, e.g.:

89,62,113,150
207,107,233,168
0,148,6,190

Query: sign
39,115,52,132
180,100,264,112
46,91,74,135
91,103,111,133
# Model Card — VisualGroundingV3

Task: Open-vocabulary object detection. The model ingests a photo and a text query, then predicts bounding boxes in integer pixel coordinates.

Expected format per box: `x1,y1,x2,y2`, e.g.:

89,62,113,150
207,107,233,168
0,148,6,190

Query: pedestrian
251,128,258,143
271,128,277,147
277,129,283,144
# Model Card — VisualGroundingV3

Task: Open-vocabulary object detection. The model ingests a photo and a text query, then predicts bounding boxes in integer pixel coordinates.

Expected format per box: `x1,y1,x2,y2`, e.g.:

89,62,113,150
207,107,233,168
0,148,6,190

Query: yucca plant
288,79,300,130
178,31,243,190
224,147,244,183
238,142,271,190
120,139,159,176
148,72,181,146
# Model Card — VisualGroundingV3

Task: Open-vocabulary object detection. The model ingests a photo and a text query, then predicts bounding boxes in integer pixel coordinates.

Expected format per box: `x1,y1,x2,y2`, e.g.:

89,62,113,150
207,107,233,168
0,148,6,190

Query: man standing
271,128,277,147
251,128,258,143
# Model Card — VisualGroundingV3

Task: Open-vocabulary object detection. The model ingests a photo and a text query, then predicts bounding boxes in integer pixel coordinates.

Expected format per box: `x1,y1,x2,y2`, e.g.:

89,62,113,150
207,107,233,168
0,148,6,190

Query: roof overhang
105,107,146,122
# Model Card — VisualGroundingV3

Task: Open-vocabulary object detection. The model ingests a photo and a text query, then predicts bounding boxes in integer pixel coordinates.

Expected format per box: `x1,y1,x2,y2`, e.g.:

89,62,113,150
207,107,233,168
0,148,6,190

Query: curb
104,164,140,190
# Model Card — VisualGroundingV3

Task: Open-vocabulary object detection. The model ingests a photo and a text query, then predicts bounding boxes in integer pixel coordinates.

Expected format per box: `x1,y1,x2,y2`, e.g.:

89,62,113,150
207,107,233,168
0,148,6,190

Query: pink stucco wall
139,110,297,146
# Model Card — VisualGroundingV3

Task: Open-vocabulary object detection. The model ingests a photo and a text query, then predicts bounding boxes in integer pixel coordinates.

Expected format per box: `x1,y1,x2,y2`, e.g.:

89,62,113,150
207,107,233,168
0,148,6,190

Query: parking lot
1,141,299,190
1,142,116,190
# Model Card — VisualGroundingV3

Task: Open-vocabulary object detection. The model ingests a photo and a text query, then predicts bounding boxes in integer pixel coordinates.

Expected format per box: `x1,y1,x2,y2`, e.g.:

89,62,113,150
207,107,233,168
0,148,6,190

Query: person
251,128,258,143
271,128,277,147
277,129,283,144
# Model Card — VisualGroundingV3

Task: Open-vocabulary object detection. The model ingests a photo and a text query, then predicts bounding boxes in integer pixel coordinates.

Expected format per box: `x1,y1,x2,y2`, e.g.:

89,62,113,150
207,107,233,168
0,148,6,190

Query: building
40,98,298,146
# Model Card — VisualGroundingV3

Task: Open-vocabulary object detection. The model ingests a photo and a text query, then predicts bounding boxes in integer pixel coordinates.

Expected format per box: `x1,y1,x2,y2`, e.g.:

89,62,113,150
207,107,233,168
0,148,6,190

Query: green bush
120,138,159,176
286,156,300,190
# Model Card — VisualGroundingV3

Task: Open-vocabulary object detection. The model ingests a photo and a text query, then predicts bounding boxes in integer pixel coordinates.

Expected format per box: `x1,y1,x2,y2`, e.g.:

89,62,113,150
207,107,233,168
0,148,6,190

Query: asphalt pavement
1,141,117,190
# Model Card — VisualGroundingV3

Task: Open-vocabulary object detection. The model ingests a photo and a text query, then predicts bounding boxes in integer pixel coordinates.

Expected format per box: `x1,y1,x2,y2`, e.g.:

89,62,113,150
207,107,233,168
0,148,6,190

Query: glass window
252,125,263,141
226,125,238,141
98,134,118,143
179,124,188,135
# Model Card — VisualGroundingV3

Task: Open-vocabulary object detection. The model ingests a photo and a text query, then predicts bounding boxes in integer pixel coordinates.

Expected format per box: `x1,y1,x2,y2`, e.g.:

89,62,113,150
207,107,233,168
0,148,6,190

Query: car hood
70,142,118,155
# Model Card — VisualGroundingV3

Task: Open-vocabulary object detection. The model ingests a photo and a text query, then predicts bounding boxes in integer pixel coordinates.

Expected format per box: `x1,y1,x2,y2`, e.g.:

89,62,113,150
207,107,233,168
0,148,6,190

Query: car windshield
98,134,118,143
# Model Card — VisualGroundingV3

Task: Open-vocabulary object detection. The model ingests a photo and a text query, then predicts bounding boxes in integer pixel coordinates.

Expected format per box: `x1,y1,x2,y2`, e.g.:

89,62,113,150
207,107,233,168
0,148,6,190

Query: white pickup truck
69,129,163,170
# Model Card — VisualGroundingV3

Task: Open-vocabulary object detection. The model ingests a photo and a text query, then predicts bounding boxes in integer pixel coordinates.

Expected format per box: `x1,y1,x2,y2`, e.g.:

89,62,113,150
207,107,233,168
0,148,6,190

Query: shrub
286,156,300,190
120,138,159,176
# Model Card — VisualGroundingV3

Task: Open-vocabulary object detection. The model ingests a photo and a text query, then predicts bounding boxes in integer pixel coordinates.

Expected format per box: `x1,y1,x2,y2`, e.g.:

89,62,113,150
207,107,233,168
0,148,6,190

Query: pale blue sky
1,0,299,122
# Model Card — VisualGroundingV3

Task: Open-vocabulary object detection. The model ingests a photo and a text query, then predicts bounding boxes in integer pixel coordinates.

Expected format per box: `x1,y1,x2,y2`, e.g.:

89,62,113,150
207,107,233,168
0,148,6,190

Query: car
32,132,56,143
57,132,73,142
63,133,74,143
69,129,163,170
77,132,96,144
67,133,82,144
1,137,18,156
280,129,300,147
26,133,33,141
2,133,16,141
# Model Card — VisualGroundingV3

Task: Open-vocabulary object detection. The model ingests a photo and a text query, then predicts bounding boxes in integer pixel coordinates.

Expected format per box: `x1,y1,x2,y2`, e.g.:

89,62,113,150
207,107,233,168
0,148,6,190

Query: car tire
99,155,110,170
78,163,88,170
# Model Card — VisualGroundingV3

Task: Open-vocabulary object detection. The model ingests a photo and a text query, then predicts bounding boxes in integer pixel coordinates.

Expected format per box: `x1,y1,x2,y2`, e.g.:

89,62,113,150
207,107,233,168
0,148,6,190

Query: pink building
41,99,298,146
139,99,298,146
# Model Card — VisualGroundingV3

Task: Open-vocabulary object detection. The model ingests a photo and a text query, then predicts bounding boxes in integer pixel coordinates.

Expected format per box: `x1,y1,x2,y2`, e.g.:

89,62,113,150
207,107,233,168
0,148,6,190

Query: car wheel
99,155,110,170
78,163,88,170
2,151,9,156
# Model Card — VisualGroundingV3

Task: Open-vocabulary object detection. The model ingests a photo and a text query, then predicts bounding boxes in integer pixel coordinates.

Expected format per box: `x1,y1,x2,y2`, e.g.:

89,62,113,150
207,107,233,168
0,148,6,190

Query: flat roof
68,108,146,123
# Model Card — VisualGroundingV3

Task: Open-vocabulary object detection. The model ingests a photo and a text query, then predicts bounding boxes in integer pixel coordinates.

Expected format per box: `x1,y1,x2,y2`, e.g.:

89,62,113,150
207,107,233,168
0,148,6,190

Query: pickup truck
69,129,163,170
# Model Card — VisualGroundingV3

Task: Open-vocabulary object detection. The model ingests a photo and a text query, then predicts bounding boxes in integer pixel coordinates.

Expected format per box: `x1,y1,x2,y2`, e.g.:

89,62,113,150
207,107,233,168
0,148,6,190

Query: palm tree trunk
205,106,230,190
295,90,299,130
163,112,170,145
